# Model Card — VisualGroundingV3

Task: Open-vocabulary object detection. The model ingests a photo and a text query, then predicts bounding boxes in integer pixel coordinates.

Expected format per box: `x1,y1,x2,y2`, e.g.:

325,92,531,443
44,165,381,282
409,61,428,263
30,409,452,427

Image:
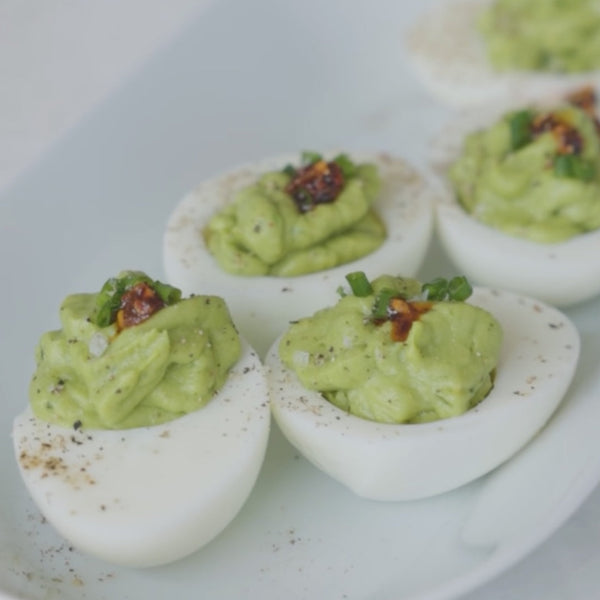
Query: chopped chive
301,151,323,165
561,155,596,182
94,298,117,328
573,159,596,182
448,276,472,301
94,277,124,327
345,271,373,297
422,276,472,302
554,154,576,178
372,288,397,319
333,153,357,178
153,280,182,305
93,272,181,327
282,164,296,177
553,154,596,181
509,109,534,151
422,277,448,301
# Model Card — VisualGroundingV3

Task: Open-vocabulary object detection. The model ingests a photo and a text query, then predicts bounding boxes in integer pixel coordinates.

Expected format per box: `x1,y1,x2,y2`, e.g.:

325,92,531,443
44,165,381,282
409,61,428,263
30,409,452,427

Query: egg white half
430,100,600,307
163,153,435,358
405,0,600,108
266,287,580,501
12,338,270,568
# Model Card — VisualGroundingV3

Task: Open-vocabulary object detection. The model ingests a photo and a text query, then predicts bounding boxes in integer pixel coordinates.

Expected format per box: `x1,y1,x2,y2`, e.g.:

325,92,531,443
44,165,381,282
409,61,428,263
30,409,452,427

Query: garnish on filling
531,113,583,154
116,282,166,331
94,272,182,331
384,298,433,342
566,86,600,134
507,86,600,182
345,271,472,343
284,159,346,213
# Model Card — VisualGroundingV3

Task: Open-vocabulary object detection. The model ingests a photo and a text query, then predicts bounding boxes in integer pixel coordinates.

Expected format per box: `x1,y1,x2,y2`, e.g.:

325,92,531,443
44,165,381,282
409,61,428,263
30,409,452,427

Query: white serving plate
2,0,600,599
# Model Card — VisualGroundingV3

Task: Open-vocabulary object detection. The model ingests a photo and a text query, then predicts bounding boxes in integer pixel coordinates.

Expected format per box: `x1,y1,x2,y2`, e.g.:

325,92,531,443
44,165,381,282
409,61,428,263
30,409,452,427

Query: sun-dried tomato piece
566,85,597,115
116,281,165,331
285,160,345,213
530,113,561,135
531,113,584,155
555,123,584,154
565,85,600,136
567,86,600,135
387,298,433,342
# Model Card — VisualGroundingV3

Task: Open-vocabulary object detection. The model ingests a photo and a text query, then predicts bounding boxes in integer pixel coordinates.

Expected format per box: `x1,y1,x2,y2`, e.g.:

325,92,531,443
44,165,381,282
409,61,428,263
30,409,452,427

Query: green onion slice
421,277,448,301
422,276,472,301
345,271,373,297
282,164,296,177
509,109,534,151
554,154,577,178
573,159,596,182
153,280,182,305
93,272,181,327
554,154,596,181
372,288,397,320
301,151,323,165
447,275,473,301
333,153,357,178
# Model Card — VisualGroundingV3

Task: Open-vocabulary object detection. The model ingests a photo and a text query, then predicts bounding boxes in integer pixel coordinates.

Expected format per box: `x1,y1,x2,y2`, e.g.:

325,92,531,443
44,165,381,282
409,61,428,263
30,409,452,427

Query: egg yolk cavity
202,151,386,277
448,87,600,243
29,270,241,430
278,272,503,424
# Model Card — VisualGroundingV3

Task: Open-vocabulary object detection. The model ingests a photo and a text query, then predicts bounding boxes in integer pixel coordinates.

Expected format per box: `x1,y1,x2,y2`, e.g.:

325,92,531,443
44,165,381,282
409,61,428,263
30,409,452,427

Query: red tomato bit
387,298,433,342
116,282,165,331
285,160,345,213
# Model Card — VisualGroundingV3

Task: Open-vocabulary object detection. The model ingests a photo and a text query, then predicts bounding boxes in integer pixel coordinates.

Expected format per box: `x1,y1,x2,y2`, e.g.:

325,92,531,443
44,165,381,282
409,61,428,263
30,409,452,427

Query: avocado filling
29,271,241,430
279,273,502,424
203,152,386,277
449,88,600,243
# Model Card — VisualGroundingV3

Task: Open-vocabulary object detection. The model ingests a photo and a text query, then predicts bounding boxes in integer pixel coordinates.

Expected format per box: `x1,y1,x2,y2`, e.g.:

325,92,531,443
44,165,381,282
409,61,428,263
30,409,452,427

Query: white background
2,1,600,599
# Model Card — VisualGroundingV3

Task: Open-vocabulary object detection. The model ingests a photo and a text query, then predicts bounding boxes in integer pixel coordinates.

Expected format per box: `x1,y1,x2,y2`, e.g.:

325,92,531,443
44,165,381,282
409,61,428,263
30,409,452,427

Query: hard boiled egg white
12,338,270,568
430,99,600,307
405,0,600,109
266,287,580,501
163,153,435,357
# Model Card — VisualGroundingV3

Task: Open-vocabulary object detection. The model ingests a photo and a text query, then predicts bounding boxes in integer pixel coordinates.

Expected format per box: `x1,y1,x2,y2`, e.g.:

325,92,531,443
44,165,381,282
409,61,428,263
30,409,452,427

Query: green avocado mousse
29,271,241,430
448,87,600,243
203,151,386,277
478,0,600,74
277,272,502,424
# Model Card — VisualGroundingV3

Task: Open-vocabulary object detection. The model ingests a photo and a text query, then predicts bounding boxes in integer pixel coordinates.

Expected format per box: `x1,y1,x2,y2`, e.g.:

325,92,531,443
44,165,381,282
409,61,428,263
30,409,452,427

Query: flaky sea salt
88,333,109,357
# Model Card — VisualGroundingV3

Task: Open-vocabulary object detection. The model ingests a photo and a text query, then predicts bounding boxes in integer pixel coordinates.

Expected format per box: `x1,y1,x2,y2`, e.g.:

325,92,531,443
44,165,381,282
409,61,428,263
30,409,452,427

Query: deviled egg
406,0,600,108
266,272,579,501
163,151,435,357
431,86,600,306
12,271,270,567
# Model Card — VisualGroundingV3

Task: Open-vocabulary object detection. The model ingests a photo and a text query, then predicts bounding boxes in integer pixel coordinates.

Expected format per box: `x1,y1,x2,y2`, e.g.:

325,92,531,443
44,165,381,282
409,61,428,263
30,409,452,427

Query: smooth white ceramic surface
0,0,213,192
2,0,600,599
